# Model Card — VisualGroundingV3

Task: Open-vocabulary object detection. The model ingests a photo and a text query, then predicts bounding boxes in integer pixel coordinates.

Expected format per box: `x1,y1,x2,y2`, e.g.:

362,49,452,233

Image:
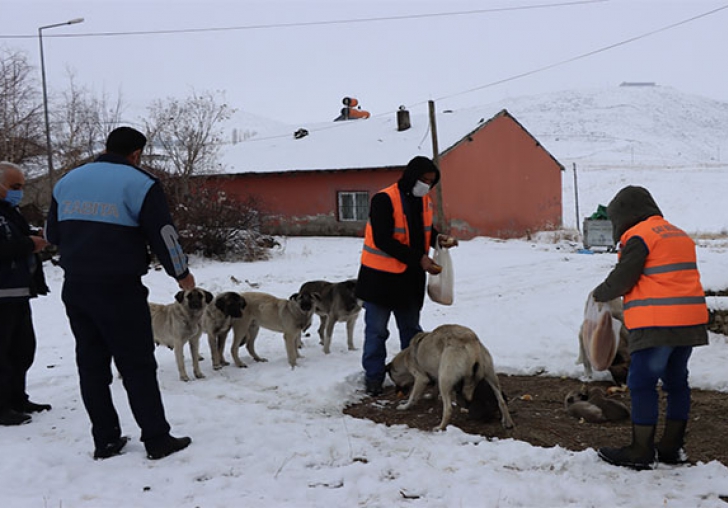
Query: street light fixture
38,17,84,202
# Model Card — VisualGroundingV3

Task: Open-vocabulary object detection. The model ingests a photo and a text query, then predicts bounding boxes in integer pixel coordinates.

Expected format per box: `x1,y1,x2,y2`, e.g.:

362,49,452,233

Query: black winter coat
355,159,440,310
0,201,49,300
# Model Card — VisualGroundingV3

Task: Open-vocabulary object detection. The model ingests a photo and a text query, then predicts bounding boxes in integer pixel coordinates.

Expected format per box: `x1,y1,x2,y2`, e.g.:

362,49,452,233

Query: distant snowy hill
494,85,728,168
221,85,728,172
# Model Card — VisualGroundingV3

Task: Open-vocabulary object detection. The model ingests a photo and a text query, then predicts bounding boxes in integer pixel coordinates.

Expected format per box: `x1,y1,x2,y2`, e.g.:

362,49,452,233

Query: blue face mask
3,189,23,207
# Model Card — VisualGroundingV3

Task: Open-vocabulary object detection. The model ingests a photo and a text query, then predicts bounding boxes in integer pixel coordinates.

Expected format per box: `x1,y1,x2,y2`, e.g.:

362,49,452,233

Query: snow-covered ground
2,165,728,507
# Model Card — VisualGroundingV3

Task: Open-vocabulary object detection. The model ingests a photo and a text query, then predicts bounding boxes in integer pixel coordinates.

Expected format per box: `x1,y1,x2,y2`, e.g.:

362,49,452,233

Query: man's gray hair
0,161,23,184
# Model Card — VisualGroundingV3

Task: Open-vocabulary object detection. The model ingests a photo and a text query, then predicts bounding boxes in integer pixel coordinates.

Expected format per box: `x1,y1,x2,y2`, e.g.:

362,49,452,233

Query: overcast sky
2,0,727,125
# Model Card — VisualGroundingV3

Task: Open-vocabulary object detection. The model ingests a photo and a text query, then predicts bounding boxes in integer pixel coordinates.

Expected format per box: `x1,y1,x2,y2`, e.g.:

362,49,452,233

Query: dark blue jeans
628,345,693,425
361,301,422,383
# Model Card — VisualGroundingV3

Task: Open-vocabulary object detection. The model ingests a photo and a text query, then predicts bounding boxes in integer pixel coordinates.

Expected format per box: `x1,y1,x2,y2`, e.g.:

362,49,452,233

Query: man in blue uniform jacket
46,126,196,460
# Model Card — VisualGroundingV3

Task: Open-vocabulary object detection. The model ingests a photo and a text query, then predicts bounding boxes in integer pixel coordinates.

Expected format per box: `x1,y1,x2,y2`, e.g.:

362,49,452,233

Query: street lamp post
38,17,84,202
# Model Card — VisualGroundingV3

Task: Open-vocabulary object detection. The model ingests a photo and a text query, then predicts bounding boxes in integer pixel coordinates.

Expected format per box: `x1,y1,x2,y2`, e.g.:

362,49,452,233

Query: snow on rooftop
219,85,728,175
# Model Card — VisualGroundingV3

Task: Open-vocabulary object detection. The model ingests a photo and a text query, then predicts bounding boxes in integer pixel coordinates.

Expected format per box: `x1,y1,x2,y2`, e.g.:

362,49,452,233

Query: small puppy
203,292,247,370
387,324,514,431
299,279,361,354
231,291,318,368
149,288,213,381
564,386,630,423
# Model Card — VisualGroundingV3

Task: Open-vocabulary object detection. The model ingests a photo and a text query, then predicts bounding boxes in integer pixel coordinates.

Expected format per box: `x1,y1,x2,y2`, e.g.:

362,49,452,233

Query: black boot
598,424,656,470
656,419,688,465
94,436,130,460
0,409,32,426
146,435,192,460
15,400,52,413
365,378,383,396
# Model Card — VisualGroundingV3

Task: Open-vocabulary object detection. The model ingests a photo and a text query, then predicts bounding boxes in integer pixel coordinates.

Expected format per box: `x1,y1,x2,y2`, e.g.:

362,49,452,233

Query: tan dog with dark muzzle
387,324,514,431
149,288,213,381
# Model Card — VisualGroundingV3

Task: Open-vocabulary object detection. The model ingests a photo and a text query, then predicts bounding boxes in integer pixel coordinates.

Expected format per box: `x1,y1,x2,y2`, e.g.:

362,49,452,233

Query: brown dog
149,288,213,381
387,324,514,431
564,386,630,423
230,291,318,368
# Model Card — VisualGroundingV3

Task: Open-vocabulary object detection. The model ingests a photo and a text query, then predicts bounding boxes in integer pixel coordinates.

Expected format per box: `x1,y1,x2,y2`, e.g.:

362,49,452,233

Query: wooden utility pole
573,163,580,233
428,100,447,232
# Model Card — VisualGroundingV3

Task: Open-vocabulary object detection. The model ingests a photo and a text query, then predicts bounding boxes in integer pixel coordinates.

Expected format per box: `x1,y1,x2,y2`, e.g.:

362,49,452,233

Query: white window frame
338,191,369,222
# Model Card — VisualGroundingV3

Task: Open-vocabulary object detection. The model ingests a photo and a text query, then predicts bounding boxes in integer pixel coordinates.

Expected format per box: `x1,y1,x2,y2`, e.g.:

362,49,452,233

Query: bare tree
144,89,234,196
0,47,44,170
53,70,124,173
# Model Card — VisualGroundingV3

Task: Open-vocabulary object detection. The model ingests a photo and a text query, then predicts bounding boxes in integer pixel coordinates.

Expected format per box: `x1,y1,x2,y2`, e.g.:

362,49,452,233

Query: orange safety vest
360,183,434,273
620,216,707,330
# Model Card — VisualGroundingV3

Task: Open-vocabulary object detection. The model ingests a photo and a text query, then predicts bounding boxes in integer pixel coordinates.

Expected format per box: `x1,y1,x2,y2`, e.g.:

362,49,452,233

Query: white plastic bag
580,292,621,372
427,244,454,305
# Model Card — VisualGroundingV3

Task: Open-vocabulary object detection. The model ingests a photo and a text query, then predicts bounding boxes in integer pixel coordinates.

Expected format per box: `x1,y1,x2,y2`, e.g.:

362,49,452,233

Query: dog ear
204,290,214,304
289,292,299,301
175,291,185,303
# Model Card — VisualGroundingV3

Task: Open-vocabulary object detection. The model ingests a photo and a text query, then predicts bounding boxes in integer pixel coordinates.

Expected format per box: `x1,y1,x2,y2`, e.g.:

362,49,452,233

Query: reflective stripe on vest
620,216,707,329
0,287,31,298
360,183,433,273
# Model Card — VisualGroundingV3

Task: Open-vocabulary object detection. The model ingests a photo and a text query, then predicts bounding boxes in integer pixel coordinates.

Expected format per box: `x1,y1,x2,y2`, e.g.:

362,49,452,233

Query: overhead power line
0,0,606,39
239,2,728,144
423,3,728,106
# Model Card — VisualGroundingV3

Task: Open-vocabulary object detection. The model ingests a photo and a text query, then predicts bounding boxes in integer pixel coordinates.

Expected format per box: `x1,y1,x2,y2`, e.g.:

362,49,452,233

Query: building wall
438,115,562,239
208,115,562,239
202,169,399,236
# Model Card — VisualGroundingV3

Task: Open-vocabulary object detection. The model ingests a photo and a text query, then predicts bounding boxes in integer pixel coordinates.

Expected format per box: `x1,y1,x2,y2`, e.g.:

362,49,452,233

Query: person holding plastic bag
355,156,457,396
591,185,708,470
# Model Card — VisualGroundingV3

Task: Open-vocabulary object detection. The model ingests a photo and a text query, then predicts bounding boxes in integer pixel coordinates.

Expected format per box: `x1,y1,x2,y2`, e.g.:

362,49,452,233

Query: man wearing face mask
0,161,51,426
356,155,458,396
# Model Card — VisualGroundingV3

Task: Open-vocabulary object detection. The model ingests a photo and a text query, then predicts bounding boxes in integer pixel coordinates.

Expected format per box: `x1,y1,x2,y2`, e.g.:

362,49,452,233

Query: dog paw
213,364,223,371
194,372,205,379
397,402,411,411
180,375,191,382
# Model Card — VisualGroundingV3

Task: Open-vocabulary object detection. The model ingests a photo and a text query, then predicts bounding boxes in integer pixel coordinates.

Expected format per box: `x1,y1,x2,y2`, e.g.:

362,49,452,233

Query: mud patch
344,374,728,466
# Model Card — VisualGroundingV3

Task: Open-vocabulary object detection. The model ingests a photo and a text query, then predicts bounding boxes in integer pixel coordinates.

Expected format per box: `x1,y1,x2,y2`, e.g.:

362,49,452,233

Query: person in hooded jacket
355,156,457,396
0,161,51,426
592,185,708,470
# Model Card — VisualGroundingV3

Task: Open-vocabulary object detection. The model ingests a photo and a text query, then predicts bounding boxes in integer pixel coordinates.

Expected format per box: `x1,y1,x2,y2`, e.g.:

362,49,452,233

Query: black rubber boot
598,424,657,470
656,419,688,465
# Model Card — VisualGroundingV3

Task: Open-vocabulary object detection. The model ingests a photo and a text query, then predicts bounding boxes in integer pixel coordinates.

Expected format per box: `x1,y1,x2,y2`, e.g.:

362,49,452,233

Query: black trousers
0,300,36,411
62,278,170,448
